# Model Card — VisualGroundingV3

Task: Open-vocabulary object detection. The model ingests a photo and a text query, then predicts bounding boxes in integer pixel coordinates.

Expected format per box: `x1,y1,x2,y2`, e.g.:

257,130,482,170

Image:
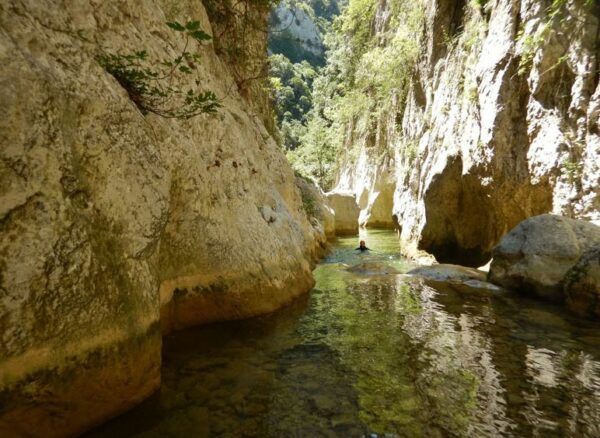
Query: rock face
336,151,396,229
0,1,324,436
271,5,324,59
325,190,360,235
333,0,600,265
489,215,600,301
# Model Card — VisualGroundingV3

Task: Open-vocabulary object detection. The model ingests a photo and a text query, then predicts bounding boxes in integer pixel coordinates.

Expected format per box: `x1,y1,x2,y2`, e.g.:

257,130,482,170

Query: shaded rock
325,191,360,235
489,215,600,301
346,262,400,275
565,244,600,317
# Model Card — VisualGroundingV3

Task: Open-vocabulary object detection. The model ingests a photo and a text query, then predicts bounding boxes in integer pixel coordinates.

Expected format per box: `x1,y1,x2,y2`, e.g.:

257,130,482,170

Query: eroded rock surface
0,1,324,436
489,215,600,301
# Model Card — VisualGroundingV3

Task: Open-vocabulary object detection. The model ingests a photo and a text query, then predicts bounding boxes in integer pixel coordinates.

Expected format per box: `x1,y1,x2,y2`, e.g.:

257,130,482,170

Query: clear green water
87,230,600,437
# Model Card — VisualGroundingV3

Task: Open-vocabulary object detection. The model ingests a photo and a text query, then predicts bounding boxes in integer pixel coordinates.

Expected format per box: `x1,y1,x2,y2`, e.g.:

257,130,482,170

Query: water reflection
86,230,600,437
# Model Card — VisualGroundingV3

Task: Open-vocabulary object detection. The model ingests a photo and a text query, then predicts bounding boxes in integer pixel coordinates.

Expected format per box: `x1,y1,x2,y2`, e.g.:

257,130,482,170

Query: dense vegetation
269,0,424,189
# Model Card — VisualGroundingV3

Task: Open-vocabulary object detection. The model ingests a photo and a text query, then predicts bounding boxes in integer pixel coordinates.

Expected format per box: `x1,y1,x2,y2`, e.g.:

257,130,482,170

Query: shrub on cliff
97,20,221,119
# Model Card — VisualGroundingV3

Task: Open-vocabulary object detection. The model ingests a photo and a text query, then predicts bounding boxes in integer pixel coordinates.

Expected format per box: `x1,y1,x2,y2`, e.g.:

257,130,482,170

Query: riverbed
86,230,600,437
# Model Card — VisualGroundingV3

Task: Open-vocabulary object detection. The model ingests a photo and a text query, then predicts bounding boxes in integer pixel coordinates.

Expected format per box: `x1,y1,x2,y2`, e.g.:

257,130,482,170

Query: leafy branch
97,20,221,119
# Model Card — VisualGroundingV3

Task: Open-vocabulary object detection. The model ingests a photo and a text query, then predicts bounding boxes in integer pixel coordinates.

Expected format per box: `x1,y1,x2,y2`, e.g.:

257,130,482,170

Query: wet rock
408,264,502,294
407,264,487,282
325,191,360,235
489,215,600,301
565,244,600,317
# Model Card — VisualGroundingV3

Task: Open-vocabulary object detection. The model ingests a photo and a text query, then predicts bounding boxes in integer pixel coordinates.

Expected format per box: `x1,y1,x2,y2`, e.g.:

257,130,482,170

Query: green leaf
190,30,211,41
166,21,185,31
185,20,200,31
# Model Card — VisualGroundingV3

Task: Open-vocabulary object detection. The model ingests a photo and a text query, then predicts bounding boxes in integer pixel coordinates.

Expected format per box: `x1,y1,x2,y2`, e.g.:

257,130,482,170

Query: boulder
565,244,600,317
326,191,360,235
488,215,600,301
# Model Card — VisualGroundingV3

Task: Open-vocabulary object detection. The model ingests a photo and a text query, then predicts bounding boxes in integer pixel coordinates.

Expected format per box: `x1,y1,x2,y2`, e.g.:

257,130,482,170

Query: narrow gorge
1,0,599,437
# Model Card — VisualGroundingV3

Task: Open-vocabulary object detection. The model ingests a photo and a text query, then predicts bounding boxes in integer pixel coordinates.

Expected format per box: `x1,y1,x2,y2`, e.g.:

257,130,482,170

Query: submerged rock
346,262,400,275
488,215,600,302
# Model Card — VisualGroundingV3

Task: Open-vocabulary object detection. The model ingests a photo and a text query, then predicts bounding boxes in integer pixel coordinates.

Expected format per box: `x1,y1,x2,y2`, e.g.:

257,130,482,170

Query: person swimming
355,240,370,252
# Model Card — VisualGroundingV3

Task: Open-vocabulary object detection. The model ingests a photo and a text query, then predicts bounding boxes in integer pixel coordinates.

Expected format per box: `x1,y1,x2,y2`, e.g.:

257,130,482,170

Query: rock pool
86,230,600,437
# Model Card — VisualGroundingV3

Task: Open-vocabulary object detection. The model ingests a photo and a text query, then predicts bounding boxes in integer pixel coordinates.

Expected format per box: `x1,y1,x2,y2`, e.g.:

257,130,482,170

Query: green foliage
204,0,277,91
275,0,426,188
287,115,337,189
97,21,220,119
270,54,316,124
300,187,319,218
269,30,325,65
404,140,418,164
561,159,583,184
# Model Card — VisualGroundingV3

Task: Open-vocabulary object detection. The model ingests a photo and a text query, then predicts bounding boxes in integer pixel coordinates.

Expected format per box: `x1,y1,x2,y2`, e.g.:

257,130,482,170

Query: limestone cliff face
334,0,600,266
0,1,323,436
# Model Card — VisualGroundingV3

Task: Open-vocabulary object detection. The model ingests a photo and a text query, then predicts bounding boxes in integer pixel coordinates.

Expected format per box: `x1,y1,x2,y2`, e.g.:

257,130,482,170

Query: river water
87,230,600,437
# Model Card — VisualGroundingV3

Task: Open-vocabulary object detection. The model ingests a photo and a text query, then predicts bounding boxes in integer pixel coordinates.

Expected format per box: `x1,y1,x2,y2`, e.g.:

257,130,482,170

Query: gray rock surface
295,176,335,238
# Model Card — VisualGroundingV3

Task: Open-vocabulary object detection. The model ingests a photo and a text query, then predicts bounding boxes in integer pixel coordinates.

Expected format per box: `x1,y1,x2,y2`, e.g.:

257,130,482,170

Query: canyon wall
0,1,325,436
335,0,599,266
